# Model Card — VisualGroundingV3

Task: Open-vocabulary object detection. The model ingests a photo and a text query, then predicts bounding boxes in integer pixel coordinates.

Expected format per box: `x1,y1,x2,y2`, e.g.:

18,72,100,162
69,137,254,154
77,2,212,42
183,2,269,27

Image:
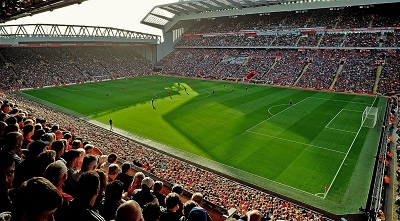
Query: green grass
17,75,387,215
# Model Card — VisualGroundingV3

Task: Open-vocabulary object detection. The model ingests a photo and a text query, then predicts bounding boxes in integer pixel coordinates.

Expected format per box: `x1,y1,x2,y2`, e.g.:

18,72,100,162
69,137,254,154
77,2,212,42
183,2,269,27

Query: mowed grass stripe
18,75,386,214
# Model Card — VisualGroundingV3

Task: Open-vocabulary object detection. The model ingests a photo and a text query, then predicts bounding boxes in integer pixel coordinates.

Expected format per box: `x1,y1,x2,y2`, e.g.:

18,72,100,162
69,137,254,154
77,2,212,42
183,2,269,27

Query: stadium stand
1,2,400,221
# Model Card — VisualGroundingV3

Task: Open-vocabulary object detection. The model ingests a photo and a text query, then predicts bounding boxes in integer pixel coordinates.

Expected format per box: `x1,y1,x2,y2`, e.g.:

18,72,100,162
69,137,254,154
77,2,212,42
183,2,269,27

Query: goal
362,106,379,128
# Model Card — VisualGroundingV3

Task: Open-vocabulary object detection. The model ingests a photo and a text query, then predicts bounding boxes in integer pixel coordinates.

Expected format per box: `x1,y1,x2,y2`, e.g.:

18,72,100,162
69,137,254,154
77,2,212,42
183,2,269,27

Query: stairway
293,63,310,86
329,64,344,90
372,65,383,94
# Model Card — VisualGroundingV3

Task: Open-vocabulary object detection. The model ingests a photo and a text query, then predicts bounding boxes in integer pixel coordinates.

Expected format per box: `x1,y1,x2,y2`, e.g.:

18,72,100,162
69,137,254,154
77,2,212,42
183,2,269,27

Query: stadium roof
142,0,400,30
0,0,87,23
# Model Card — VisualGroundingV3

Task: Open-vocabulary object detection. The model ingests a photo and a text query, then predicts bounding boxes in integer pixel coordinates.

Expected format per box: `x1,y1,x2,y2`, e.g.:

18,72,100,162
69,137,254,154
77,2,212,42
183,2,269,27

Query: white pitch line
267,104,289,116
325,127,357,134
342,109,364,113
309,97,372,105
247,130,347,154
247,97,310,132
324,95,379,198
325,109,344,129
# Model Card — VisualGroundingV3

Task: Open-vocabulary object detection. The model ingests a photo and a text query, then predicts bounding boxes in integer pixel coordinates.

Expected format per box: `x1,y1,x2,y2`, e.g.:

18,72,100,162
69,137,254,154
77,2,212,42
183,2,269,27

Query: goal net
362,106,379,128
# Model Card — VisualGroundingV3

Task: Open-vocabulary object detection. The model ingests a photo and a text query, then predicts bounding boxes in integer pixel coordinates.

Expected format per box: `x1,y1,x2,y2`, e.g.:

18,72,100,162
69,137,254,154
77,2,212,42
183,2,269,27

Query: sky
4,0,178,36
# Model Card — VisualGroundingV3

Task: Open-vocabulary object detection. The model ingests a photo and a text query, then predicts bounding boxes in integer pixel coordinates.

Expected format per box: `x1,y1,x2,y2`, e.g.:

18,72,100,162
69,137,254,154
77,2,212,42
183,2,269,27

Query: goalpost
362,106,379,128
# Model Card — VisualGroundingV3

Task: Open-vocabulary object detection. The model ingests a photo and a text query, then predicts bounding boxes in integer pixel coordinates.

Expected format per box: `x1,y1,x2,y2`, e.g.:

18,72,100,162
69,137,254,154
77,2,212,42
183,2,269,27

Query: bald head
116,200,143,221
247,210,263,221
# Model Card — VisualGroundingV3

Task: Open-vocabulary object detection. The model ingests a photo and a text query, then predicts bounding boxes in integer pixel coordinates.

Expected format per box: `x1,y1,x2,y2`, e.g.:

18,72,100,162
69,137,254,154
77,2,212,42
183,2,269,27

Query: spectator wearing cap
116,162,133,192
131,177,158,208
160,192,182,221
187,207,208,221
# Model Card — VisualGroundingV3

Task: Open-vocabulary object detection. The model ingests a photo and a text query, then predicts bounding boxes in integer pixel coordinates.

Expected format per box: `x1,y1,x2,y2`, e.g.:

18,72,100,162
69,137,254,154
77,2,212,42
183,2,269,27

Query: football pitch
18,75,387,214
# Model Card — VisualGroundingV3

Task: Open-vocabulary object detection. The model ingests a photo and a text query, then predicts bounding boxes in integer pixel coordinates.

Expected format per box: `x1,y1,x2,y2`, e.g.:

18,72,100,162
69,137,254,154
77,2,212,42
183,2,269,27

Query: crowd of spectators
0,46,152,92
378,52,400,93
295,51,342,89
333,50,376,93
184,3,400,34
157,47,399,94
176,31,394,48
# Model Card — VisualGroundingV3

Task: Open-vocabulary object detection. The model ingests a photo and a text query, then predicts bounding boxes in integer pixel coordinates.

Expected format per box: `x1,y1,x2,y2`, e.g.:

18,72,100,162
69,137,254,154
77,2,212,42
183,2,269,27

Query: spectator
1,132,23,166
183,200,199,220
131,177,158,208
99,180,125,221
172,184,184,215
72,154,98,182
124,172,145,199
94,169,108,210
142,202,160,221
13,140,47,188
153,181,166,207
100,153,117,171
52,140,67,164
115,200,143,221
160,192,182,221
0,152,15,213
45,160,73,204
187,207,208,221
107,163,120,183
64,171,106,221
116,162,133,192
11,177,62,221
